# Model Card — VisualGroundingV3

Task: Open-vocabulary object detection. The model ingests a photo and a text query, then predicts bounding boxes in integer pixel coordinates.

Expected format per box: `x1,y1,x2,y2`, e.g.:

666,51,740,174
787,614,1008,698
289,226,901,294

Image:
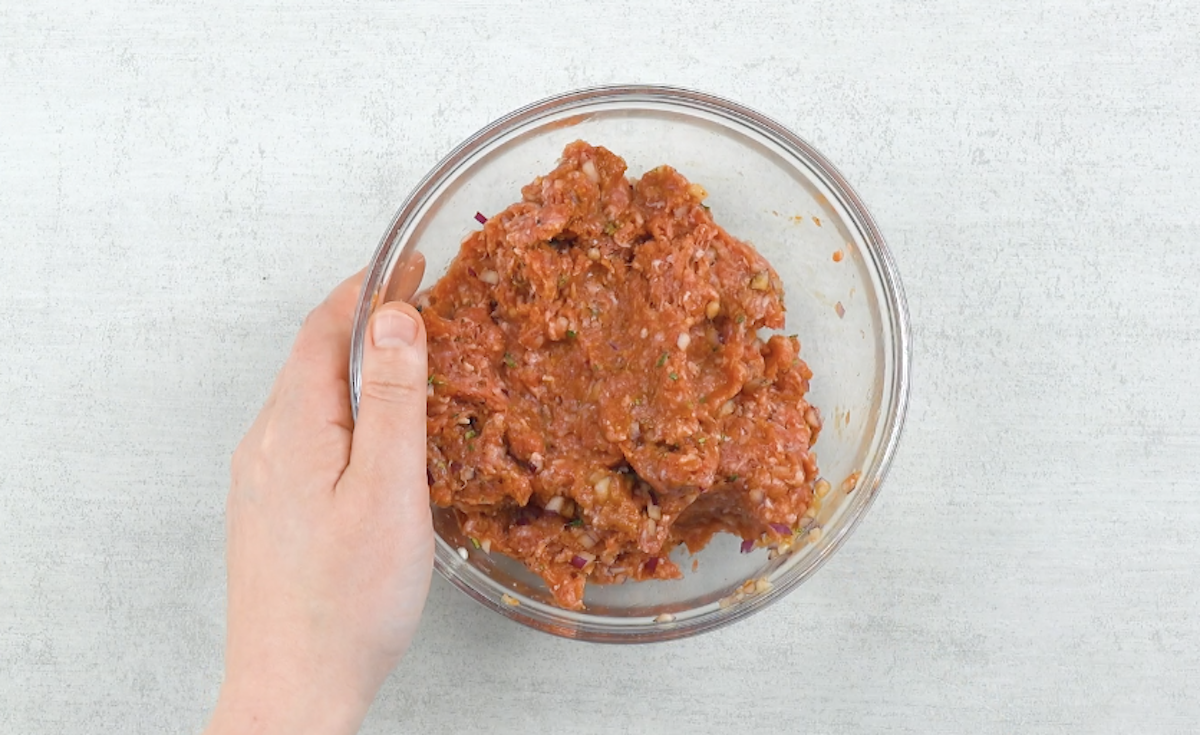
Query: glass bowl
350,85,910,643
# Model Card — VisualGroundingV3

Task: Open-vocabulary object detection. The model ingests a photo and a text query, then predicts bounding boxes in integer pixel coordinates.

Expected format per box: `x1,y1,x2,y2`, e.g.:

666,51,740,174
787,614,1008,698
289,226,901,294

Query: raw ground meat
421,141,822,609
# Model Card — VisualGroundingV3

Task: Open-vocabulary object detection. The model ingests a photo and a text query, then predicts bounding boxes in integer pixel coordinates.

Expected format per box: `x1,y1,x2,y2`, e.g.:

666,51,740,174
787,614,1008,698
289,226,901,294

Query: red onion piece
474,212,488,224
740,539,755,554
645,557,659,573
570,555,588,569
769,522,793,536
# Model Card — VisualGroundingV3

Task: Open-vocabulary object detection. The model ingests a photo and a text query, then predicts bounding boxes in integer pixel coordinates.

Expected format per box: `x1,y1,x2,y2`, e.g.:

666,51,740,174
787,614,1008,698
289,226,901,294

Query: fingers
384,251,426,304
344,301,428,505
272,270,366,438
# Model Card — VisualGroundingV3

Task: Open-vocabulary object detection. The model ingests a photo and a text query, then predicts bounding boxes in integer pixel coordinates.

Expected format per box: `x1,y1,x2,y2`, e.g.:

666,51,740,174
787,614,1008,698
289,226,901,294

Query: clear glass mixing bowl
350,85,910,642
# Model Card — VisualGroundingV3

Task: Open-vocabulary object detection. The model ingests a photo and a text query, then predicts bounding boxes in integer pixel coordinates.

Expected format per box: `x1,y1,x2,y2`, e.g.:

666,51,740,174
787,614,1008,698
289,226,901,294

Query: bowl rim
350,83,911,643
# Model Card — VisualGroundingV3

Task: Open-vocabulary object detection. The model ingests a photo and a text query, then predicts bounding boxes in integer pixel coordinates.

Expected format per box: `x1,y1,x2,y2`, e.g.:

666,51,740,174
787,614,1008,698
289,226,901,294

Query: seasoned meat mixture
422,142,822,609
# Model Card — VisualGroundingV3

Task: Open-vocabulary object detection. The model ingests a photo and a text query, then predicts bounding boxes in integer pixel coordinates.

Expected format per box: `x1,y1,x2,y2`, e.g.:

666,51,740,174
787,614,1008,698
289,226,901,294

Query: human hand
204,272,433,735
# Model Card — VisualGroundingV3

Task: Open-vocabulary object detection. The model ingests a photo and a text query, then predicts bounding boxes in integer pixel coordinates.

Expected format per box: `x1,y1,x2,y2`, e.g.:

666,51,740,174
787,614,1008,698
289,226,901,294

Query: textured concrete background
3,1,1199,733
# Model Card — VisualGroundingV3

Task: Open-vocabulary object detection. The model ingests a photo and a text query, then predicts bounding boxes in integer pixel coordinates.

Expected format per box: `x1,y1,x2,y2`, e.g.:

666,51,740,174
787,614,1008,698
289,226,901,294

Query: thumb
348,302,428,497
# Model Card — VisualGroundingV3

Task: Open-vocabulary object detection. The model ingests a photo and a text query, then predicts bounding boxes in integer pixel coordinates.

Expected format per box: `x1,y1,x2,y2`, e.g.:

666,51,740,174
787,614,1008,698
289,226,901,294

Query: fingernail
372,309,418,347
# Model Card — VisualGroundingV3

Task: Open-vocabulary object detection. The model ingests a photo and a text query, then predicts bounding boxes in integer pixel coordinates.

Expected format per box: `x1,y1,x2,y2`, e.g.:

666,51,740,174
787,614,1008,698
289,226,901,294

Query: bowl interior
353,88,907,641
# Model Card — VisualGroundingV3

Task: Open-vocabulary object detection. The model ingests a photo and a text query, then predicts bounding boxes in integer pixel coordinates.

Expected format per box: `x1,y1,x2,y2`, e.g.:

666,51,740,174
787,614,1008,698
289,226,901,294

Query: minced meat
421,141,822,609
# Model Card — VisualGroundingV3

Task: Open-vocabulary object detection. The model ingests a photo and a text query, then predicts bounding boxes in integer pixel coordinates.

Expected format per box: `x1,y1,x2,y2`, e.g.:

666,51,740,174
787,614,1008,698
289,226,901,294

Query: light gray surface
3,1,1199,733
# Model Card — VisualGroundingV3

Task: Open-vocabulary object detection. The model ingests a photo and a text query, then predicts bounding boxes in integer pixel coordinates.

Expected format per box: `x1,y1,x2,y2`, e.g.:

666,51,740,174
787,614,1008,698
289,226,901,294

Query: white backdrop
2,2,1199,733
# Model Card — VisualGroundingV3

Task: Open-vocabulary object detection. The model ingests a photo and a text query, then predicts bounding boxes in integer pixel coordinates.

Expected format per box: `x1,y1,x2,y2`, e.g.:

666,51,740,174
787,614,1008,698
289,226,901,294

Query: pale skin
204,272,434,735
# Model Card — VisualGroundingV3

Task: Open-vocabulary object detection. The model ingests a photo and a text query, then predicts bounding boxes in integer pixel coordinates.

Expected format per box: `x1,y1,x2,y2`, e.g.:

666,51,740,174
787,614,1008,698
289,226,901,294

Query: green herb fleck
568,518,583,528
697,436,707,445
566,329,577,339
464,429,478,440
470,537,481,549
699,395,708,404
557,274,568,288
427,375,435,385
503,353,517,368
736,314,746,324
701,204,711,212
467,442,475,452
669,372,679,381
604,221,619,235
727,474,740,482
656,353,669,368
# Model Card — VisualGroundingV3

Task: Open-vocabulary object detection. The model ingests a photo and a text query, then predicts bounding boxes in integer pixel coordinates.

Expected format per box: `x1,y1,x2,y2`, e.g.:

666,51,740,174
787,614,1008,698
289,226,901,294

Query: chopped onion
570,551,596,569
544,496,565,514
740,539,755,554
593,475,611,501
646,504,662,521
474,212,487,224
581,159,600,183
769,522,793,536
578,532,598,550
645,557,659,573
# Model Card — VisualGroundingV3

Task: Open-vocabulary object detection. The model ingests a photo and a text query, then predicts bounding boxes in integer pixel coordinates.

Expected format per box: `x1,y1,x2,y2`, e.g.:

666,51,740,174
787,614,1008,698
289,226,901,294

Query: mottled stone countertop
3,2,1198,733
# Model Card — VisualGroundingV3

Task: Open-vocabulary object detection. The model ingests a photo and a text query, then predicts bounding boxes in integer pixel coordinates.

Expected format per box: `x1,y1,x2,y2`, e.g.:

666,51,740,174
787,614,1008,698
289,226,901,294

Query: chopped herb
503,353,517,368
728,474,740,482
557,274,568,287
701,204,710,212
604,221,619,235
427,375,435,385
736,314,746,324
697,436,707,445
470,537,481,549
464,429,478,440
656,353,669,368
669,372,679,381
466,442,475,452
566,329,577,339
699,395,708,404
568,518,584,528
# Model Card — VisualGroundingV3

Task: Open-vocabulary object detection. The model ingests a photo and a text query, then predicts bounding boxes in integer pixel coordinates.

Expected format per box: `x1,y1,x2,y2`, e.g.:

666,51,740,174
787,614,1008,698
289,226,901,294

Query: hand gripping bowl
350,85,910,642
